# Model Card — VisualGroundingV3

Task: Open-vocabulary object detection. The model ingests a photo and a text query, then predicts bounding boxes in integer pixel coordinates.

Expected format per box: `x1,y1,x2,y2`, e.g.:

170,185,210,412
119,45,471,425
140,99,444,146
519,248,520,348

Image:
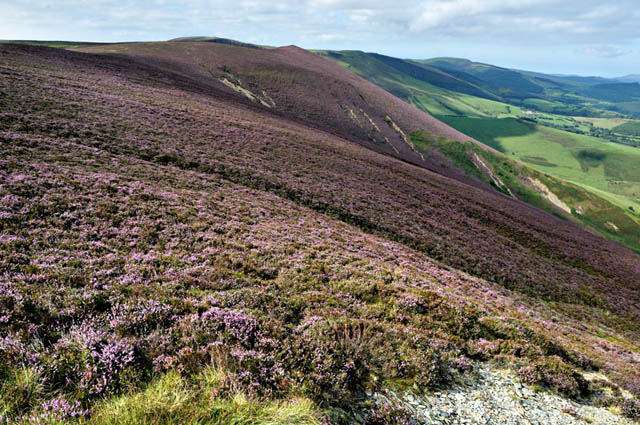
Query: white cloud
397,0,638,42
315,33,345,41
584,44,631,58
0,0,639,75
1,0,639,45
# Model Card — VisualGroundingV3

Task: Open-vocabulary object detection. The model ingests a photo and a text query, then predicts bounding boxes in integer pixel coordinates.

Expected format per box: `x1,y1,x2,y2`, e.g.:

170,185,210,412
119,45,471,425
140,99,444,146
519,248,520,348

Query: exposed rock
385,115,425,160
472,152,515,198
219,76,274,108
528,178,571,215
369,364,634,425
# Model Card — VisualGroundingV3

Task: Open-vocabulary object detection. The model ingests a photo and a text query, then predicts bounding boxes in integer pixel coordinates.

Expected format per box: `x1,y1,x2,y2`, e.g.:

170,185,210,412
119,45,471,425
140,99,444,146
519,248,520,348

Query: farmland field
437,116,640,218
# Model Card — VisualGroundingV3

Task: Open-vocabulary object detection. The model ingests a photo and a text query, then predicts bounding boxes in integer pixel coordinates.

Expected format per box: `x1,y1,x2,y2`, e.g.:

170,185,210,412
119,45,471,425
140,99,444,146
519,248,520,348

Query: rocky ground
370,364,634,425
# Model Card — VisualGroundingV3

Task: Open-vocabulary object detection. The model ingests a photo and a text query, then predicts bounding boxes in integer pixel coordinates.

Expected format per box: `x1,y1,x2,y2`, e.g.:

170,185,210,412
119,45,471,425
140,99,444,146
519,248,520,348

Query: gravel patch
370,364,633,425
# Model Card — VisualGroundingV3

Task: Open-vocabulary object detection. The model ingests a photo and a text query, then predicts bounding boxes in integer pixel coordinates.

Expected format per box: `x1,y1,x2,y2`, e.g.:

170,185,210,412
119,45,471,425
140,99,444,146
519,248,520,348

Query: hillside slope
1,44,639,423
76,42,640,251
75,42,496,188
49,43,639,291
318,50,640,252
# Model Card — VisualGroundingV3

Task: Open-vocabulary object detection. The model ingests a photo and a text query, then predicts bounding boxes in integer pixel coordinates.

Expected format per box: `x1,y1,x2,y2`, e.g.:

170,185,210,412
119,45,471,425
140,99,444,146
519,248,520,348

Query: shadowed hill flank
1,44,640,423
74,41,493,186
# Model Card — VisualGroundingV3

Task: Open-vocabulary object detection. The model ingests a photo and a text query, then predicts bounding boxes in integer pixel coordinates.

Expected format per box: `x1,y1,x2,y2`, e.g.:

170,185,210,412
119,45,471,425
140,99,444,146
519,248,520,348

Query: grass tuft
84,368,321,425
0,367,46,419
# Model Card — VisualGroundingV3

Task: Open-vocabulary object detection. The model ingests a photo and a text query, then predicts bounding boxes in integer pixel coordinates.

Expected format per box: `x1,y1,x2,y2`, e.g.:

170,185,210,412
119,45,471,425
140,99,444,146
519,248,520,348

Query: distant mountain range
617,74,640,83
315,51,640,118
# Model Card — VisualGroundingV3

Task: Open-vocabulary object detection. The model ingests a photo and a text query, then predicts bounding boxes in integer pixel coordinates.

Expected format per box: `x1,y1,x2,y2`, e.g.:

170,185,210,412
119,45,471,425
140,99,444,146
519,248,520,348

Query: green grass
433,117,640,208
522,98,560,112
574,117,630,130
15,367,322,425
409,130,555,210
612,120,640,136
89,373,319,425
395,78,531,119
435,116,535,152
0,368,45,419
504,126,640,189
520,156,558,167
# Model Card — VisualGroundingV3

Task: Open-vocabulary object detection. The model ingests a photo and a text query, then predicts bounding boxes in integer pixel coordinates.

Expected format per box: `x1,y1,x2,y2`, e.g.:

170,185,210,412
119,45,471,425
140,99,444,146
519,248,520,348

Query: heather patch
622,397,640,419
362,402,418,425
517,356,590,399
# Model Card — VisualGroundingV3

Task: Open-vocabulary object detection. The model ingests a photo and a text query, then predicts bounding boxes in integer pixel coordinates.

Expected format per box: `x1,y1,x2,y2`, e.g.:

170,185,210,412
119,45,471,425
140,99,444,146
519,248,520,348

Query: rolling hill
420,57,640,117
318,50,640,123
74,42,640,251
73,41,639,248
1,41,639,424
169,36,269,49
617,74,640,83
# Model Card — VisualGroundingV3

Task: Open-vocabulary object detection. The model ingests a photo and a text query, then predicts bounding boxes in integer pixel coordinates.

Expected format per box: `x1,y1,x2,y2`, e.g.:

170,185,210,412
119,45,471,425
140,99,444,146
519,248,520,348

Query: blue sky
1,0,639,77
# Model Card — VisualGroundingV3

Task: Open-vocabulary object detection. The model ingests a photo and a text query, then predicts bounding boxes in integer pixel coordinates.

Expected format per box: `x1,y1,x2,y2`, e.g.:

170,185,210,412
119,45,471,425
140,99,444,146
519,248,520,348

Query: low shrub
42,322,138,399
363,402,418,425
26,397,88,424
517,356,590,399
466,338,501,360
404,346,454,389
288,319,377,407
621,398,640,420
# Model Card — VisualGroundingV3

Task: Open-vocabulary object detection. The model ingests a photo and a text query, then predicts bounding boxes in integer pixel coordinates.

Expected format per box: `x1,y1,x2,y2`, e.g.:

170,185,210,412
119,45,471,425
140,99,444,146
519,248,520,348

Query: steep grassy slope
320,50,640,123
1,44,640,423
420,57,545,101
315,50,514,118
316,50,640,146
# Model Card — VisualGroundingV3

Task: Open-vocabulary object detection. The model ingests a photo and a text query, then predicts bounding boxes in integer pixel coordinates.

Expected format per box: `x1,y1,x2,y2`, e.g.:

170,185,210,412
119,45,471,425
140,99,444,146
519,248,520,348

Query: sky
1,0,639,77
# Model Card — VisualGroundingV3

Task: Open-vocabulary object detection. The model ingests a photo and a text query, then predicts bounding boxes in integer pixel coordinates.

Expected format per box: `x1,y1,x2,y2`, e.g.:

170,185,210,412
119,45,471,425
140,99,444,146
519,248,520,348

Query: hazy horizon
1,0,639,78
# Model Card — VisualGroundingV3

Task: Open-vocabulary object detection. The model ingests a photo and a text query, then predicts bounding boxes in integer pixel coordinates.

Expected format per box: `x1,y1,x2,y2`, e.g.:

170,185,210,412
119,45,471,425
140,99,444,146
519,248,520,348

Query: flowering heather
622,398,640,419
27,397,88,424
0,43,639,422
363,403,419,425
517,356,590,399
